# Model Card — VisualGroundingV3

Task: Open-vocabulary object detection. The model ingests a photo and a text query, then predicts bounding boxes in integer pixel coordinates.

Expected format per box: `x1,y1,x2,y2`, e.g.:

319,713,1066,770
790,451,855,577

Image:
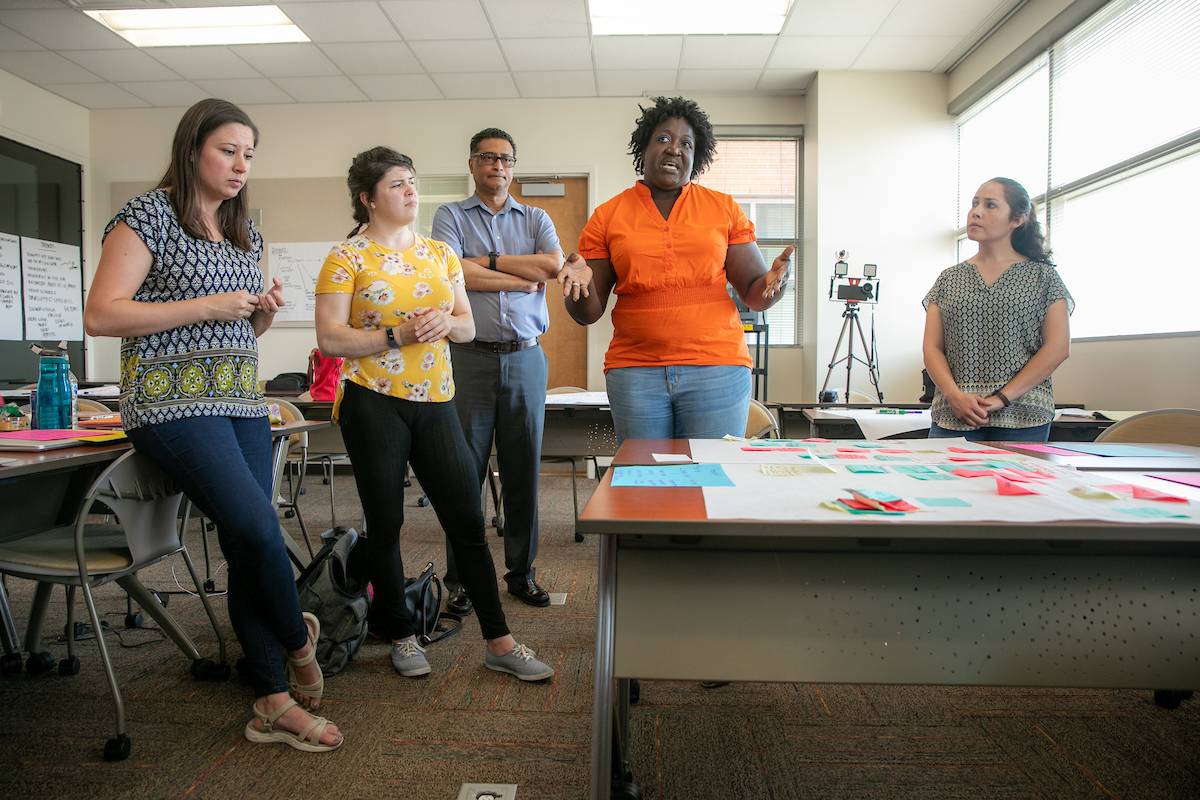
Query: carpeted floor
1,471,1198,800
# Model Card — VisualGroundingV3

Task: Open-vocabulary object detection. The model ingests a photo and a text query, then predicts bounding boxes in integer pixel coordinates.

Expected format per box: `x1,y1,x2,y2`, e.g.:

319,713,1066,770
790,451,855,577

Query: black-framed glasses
473,152,517,167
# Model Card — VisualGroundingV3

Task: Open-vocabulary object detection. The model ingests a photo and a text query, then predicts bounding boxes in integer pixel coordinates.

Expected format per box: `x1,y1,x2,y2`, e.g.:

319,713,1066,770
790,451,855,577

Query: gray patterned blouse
922,259,1073,431
104,189,266,430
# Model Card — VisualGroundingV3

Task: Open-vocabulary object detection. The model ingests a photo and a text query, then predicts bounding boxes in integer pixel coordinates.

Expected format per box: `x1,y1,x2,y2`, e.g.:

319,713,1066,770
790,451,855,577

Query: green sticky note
846,464,887,474
874,455,913,462
893,464,936,474
909,473,957,481
916,496,972,507
1116,506,1191,520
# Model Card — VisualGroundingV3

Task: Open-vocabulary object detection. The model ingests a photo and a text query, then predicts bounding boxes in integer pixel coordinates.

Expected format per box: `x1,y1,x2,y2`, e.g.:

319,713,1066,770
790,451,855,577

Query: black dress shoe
446,585,473,616
507,577,550,607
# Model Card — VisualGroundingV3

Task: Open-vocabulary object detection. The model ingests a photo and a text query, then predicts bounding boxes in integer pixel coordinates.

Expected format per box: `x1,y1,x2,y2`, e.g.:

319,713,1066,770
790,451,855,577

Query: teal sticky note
853,442,886,449
611,464,734,488
874,455,913,462
893,464,936,474
1116,506,1191,520
916,496,972,507
909,473,957,481
851,488,901,502
937,464,962,473
846,464,887,474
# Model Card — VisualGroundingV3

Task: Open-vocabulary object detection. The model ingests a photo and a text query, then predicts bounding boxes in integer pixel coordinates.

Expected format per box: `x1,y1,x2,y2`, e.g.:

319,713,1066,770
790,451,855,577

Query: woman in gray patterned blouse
922,177,1073,442
84,99,342,752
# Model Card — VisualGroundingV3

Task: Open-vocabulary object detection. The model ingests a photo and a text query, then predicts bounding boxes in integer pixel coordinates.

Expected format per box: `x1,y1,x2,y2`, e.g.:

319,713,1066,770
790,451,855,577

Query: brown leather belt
458,338,539,354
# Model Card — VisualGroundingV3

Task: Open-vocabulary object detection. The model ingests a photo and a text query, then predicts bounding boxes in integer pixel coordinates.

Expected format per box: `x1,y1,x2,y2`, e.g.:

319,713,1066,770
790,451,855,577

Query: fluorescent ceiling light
590,0,791,35
84,5,309,47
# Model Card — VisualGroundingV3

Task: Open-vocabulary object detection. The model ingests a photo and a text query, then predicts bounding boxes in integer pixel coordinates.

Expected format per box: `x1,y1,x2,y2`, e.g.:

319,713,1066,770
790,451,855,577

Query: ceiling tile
145,47,261,80
119,80,209,107
380,0,493,40
593,36,681,70
500,37,591,71
410,38,505,73
677,69,761,92
194,77,295,104
768,36,869,69
481,0,589,39
879,0,1011,37
273,75,368,102
679,35,774,70
321,42,422,75
852,35,960,70
45,82,149,109
0,9,131,50
432,71,517,99
278,2,400,43
231,43,341,77
783,0,899,36
60,49,181,83
513,69,594,97
351,73,443,100
0,50,103,83
0,22,41,50
756,69,815,93
596,68,676,96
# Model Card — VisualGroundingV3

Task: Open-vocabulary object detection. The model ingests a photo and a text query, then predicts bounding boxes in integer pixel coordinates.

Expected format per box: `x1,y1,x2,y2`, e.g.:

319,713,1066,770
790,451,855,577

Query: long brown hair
157,98,259,251
988,176,1053,264
345,146,415,238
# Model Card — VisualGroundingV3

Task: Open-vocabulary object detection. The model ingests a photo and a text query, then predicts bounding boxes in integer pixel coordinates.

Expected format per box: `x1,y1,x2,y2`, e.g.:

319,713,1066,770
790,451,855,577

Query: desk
578,439,1200,799
800,407,1113,442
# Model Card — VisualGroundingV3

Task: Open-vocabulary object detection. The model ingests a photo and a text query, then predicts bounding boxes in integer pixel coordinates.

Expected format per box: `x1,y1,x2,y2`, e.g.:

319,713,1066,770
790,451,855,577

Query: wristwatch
488,251,498,270
988,389,1012,408
385,326,399,349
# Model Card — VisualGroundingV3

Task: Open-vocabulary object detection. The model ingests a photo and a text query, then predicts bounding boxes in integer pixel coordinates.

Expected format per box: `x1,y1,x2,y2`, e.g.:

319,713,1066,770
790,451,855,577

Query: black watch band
385,326,398,349
488,251,498,270
989,389,1011,408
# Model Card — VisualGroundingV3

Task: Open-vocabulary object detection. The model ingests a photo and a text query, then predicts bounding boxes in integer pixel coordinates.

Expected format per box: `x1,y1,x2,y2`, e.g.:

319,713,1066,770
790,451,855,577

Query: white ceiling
0,0,1022,109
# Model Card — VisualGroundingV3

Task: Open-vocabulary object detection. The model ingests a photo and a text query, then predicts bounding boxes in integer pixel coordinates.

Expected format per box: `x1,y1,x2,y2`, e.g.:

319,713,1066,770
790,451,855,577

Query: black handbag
402,561,462,646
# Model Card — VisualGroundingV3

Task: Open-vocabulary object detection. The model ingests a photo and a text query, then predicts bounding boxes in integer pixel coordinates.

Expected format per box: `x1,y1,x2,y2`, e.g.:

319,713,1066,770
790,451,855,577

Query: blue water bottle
34,354,72,430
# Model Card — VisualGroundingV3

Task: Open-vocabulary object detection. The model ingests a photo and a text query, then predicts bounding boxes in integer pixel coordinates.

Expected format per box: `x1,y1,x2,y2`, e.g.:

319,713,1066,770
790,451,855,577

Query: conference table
0,419,328,663
578,439,1200,799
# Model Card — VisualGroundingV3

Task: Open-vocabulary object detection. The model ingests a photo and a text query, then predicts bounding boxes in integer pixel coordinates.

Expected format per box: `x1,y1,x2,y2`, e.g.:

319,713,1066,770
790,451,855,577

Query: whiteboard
0,233,20,341
268,241,336,326
21,236,82,341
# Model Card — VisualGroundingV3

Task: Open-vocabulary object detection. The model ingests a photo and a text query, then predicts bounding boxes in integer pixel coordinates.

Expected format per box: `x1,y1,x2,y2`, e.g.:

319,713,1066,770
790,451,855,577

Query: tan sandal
243,698,342,753
288,612,323,708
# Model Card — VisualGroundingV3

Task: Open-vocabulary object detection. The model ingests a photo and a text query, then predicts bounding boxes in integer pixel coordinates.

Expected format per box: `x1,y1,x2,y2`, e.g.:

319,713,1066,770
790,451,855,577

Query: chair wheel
58,656,80,676
25,651,56,676
103,733,131,761
1,653,21,676
125,611,144,629
1154,689,1194,709
284,510,295,518
235,656,251,680
417,495,430,508
574,532,584,543
190,658,231,682
611,780,642,800
629,679,640,705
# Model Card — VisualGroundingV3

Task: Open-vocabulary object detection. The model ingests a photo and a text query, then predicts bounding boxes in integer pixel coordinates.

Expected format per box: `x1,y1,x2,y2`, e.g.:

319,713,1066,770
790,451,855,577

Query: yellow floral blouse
315,233,464,417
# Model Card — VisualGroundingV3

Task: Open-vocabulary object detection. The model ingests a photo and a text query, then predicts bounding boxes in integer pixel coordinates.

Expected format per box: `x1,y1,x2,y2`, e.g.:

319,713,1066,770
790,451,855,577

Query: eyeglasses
473,152,517,167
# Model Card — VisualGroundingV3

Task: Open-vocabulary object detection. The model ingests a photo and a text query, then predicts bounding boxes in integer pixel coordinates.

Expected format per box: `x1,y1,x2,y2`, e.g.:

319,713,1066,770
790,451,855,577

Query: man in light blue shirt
432,127,585,611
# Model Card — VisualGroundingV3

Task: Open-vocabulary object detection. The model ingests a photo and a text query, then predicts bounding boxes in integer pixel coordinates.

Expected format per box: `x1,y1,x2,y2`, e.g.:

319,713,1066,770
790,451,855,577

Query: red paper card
833,453,868,460
948,446,1010,454
1130,485,1188,503
951,468,994,478
948,456,985,462
996,476,1038,495
877,449,913,454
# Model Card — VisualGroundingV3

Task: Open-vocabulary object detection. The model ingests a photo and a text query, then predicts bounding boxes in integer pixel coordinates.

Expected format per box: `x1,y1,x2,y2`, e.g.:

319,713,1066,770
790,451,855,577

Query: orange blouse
579,181,755,371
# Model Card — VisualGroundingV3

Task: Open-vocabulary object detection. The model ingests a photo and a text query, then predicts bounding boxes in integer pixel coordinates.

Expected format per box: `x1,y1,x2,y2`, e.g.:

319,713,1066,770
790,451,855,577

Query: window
955,0,1200,339
698,134,803,346
415,175,469,238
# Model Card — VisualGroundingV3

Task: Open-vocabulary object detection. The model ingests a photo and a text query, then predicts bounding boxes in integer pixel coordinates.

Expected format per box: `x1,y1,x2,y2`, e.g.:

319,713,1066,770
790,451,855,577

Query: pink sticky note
1147,473,1200,490
996,476,1038,495
948,456,985,462
1130,485,1188,503
877,449,914,454
1005,443,1084,456
1101,484,1136,494
951,468,994,478
833,453,868,460
802,437,831,442
948,446,1010,454
0,429,107,441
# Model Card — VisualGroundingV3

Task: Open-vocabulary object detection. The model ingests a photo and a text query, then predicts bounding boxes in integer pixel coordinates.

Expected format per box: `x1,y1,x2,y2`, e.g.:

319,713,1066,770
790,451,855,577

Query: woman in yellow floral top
314,147,554,683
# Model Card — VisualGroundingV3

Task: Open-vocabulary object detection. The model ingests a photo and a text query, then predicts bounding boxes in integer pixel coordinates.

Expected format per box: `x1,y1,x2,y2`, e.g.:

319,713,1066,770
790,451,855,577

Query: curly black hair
628,96,716,180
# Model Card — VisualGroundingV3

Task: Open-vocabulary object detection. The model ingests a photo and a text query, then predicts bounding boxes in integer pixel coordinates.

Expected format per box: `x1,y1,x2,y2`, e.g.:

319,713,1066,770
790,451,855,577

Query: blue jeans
928,422,1051,442
127,414,306,698
605,365,751,443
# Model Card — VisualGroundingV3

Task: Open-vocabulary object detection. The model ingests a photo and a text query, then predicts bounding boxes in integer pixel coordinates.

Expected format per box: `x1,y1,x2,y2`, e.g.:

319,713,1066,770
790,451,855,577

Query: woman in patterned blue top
84,99,342,752
922,177,1073,442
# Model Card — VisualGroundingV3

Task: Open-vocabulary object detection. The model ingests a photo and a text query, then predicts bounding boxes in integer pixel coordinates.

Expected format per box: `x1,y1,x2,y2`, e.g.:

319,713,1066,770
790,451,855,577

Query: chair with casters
544,386,601,543
267,397,316,558
745,398,781,440
0,449,228,761
76,398,112,414
1094,408,1200,447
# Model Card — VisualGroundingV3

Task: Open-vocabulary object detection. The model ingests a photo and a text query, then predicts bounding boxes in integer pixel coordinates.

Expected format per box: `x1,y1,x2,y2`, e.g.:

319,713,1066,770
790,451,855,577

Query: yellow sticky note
1070,485,1119,500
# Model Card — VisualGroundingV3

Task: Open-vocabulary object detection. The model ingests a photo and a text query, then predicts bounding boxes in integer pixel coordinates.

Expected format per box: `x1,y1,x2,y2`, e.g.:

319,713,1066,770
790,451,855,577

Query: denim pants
337,381,510,642
605,365,752,443
929,422,1052,442
127,414,306,698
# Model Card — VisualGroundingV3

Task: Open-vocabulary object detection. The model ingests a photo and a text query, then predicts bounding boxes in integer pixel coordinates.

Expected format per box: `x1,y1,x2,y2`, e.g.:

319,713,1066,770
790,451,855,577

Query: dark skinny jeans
337,381,510,642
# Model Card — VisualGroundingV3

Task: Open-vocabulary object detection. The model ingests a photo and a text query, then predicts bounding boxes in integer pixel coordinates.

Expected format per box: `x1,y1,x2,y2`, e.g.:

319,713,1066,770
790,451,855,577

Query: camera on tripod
828,250,879,304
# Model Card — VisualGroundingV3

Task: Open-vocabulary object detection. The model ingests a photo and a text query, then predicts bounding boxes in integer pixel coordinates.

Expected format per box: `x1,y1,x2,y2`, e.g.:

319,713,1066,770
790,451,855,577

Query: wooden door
509,176,589,390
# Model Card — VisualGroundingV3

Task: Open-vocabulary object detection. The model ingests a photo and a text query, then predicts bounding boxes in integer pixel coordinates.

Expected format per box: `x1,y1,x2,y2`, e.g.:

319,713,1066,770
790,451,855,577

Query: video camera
828,250,879,304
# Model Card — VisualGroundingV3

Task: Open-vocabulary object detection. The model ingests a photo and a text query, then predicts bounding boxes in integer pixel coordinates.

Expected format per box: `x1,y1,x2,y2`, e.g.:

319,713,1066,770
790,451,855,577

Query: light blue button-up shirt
432,195,562,342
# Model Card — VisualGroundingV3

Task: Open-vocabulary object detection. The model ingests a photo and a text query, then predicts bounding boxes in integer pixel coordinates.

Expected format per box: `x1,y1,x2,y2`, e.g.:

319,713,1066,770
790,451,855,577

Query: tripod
819,301,883,403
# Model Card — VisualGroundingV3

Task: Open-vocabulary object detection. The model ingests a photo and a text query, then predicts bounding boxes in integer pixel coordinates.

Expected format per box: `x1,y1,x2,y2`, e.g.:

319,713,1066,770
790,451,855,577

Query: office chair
1094,408,1200,447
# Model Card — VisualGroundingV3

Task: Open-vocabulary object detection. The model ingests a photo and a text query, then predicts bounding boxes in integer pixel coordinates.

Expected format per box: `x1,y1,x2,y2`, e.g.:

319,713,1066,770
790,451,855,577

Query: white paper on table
544,391,609,406
688,438,822,464
21,236,82,341
0,232,22,340
701,462,1200,525
652,453,693,463
823,408,932,440
78,384,120,398
268,241,335,324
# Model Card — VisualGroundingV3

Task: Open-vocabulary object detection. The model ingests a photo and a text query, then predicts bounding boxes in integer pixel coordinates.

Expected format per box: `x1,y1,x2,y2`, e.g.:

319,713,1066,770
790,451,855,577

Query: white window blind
416,175,469,238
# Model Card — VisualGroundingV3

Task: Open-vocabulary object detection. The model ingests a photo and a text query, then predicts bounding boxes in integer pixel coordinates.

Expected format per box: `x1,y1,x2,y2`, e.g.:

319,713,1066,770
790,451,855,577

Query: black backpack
296,529,370,676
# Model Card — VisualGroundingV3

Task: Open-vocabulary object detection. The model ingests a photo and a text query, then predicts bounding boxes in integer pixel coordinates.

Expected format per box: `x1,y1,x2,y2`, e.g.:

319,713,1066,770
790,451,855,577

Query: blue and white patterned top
104,189,267,430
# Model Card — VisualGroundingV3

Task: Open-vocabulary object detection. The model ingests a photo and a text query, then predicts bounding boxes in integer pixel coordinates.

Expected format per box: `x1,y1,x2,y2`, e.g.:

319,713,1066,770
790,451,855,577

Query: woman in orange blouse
563,96,793,441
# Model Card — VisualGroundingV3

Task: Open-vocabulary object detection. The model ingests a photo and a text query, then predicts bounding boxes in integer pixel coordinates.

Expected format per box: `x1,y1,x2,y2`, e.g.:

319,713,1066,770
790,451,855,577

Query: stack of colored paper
826,488,919,515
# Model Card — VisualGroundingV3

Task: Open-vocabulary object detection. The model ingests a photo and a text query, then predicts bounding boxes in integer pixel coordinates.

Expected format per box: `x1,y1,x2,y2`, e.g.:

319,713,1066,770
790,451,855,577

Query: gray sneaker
484,643,554,682
391,640,431,677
